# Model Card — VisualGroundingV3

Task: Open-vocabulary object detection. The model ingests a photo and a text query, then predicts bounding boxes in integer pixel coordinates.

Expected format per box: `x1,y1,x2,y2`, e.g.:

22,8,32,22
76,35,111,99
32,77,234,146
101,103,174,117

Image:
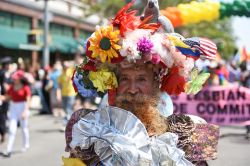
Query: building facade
0,0,95,71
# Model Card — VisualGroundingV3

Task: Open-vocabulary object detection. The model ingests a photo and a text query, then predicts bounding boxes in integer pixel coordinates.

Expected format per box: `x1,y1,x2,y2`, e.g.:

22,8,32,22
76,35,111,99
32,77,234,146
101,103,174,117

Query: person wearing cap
63,1,219,165
0,70,31,157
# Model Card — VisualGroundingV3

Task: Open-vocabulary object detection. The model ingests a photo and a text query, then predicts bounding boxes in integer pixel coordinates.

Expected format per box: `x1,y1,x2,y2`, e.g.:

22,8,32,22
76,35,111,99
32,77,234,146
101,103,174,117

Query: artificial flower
72,72,98,97
89,68,118,92
62,157,86,166
137,37,153,54
151,33,174,68
88,25,121,63
161,66,186,95
108,89,116,106
111,1,141,37
151,53,161,64
120,29,152,62
111,0,160,37
81,61,97,71
177,57,195,77
120,39,140,62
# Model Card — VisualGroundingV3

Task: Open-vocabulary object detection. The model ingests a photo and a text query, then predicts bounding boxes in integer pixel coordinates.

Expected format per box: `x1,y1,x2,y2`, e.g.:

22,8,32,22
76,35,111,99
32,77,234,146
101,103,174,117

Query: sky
232,16,250,51
220,0,250,51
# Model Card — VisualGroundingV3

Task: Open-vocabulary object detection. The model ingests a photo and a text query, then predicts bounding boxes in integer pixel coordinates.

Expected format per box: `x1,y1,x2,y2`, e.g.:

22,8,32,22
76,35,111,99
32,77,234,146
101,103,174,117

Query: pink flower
137,37,153,54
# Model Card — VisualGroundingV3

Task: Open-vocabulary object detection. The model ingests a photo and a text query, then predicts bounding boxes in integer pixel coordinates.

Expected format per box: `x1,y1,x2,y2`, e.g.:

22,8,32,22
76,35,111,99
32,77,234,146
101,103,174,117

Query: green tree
81,0,125,21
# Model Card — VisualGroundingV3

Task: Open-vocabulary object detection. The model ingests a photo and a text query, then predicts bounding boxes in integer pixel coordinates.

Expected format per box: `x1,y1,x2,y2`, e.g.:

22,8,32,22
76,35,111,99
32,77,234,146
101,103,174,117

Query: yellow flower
62,157,86,166
88,25,121,63
89,68,118,92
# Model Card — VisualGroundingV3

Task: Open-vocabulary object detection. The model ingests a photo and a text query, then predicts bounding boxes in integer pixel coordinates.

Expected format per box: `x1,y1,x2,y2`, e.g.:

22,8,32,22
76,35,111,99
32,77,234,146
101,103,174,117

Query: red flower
111,0,140,37
71,69,78,93
85,41,94,60
161,66,185,95
108,89,116,106
81,61,97,72
111,1,160,36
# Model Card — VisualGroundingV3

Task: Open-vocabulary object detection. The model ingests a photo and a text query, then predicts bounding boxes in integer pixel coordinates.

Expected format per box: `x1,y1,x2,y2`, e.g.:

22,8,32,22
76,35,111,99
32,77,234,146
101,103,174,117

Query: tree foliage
81,0,125,20
81,0,237,59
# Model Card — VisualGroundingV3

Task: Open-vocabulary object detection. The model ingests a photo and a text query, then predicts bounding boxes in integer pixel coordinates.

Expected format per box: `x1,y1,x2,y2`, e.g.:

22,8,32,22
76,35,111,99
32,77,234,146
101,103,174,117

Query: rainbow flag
233,46,249,63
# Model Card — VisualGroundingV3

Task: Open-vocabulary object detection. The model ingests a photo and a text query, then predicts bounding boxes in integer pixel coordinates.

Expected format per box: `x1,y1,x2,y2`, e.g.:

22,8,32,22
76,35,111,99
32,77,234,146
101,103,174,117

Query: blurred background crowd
0,55,101,157
196,48,250,88
0,55,99,123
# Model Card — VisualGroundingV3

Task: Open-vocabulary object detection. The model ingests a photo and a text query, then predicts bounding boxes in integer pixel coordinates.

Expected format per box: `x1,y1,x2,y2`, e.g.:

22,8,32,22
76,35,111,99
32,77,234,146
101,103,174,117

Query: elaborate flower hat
72,0,217,102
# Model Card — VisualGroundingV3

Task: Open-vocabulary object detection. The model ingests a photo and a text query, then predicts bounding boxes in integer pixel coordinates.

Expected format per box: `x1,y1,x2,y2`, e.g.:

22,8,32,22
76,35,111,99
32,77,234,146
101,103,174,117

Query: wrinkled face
115,63,167,136
117,64,156,96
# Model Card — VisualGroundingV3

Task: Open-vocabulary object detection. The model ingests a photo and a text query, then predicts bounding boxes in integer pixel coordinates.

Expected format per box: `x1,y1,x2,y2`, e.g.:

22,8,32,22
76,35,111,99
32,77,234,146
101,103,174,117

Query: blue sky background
220,0,250,51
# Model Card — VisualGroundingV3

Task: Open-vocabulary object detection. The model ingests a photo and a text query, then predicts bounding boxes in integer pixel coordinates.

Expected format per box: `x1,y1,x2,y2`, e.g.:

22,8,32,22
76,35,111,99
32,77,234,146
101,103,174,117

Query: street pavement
0,112,250,166
0,113,67,166
208,126,250,166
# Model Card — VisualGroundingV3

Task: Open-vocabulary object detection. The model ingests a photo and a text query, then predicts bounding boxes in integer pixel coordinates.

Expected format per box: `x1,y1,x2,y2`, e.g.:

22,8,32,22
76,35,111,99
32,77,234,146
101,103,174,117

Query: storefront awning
50,35,80,54
0,25,28,49
0,25,80,54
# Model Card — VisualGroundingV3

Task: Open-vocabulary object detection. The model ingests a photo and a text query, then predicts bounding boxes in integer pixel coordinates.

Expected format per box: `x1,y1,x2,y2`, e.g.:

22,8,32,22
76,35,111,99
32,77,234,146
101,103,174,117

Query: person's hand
21,109,29,119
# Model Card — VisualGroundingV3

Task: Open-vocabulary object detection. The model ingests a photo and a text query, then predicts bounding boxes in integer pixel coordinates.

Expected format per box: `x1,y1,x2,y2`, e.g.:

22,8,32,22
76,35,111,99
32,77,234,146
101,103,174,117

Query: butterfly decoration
185,68,210,95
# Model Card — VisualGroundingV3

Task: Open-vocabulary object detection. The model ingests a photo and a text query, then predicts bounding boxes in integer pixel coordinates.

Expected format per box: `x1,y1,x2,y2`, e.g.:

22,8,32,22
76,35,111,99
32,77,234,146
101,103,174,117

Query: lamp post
43,0,50,67
37,0,88,67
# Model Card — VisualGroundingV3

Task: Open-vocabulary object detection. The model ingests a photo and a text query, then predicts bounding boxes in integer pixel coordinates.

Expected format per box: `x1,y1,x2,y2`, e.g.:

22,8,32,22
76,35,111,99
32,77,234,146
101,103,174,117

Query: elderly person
63,1,219,166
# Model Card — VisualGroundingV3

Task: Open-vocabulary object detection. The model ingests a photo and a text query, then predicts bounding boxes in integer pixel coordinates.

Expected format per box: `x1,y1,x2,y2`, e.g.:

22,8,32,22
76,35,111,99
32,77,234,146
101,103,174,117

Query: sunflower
88,25,121,63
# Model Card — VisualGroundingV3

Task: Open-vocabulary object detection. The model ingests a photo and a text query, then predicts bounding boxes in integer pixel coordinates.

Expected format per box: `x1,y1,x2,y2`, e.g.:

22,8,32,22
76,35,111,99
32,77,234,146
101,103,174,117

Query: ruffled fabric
70,106,193,166
150,133,193,166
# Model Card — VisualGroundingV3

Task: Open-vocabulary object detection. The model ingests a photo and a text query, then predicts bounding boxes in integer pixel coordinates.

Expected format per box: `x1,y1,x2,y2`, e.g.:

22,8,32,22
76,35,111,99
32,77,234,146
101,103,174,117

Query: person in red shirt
0,70,31,157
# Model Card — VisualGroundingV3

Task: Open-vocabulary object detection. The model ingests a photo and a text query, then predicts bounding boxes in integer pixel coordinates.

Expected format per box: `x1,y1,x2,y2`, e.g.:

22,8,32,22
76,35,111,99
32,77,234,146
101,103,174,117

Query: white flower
119,29,151,62
120,39,140,62
151,33,174,68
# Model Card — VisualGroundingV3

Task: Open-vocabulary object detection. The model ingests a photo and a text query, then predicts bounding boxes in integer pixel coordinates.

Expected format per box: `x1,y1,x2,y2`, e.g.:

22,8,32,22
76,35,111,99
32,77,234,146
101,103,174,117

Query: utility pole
43,0,50,67
39,0,88,67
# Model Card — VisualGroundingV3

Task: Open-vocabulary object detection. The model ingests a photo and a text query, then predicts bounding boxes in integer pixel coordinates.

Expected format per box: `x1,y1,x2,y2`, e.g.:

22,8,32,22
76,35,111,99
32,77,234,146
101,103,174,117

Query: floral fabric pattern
186,124,220,161
167,114,219,162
